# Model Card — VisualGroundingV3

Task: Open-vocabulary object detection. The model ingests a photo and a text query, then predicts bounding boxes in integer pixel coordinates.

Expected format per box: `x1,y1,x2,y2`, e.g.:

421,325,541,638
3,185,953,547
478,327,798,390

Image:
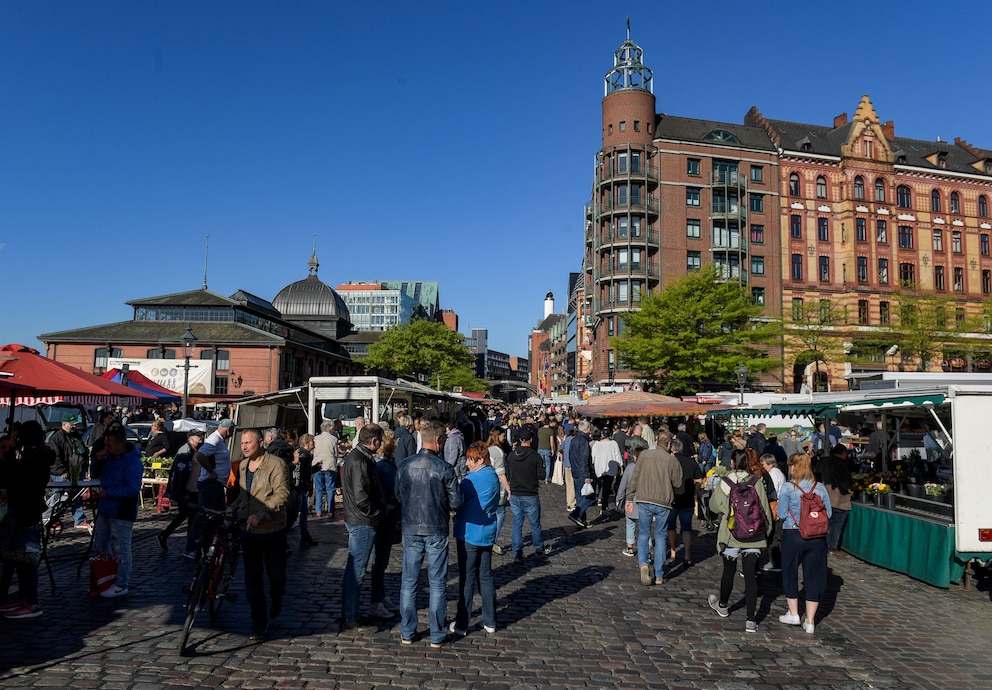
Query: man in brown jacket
625,431,683,586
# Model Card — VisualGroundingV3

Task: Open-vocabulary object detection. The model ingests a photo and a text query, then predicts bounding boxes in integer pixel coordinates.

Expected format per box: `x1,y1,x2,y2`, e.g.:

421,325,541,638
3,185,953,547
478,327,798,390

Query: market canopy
0,344,156,406
101,368,181,403
578,390,733,418
735,391,948,419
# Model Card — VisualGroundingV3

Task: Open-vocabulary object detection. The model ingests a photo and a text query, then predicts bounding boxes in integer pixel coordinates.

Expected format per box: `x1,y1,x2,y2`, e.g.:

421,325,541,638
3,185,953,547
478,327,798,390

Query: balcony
595,163,661,185
589,195,661,217
596,230,660,247
710,202,746,222
711,170,746,187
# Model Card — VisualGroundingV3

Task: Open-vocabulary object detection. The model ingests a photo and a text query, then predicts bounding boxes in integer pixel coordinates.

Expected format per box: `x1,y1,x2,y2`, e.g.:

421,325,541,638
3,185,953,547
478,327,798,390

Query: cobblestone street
2,483,990,689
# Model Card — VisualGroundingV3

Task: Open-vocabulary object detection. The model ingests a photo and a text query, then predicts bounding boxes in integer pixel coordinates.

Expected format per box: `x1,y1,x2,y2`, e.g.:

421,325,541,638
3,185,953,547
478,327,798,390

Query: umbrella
101,368,181,403
0,344,156,406
579,390,733,418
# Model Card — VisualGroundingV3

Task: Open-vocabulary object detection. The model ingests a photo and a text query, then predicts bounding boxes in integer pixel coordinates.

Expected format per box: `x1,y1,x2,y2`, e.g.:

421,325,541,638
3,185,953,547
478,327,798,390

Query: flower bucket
906,483,925,499
884,493,897,510
872,493,884,507
928,493,946,503
855,491,868,504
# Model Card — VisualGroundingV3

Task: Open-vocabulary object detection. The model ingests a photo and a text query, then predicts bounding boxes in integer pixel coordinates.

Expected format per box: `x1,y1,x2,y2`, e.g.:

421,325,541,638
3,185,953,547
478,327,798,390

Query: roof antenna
626,16,630,39
202,234,209,289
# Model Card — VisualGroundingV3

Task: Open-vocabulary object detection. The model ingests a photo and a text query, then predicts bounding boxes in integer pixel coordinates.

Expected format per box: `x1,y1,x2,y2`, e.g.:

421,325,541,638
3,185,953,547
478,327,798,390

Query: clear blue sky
3,1,990,359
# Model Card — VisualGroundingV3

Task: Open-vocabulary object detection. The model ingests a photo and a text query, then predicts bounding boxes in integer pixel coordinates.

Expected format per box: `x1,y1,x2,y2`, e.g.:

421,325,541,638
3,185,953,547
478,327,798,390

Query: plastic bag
580,482,595,497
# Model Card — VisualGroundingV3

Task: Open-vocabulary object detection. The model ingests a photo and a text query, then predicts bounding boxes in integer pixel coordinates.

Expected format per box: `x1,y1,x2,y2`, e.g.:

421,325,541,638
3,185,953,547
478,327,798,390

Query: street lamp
736,364,748,405
180,325,197,419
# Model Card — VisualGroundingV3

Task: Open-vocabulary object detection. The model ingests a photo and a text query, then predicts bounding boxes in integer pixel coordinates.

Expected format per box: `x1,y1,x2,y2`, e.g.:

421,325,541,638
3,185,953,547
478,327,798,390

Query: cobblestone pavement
2,483,990,689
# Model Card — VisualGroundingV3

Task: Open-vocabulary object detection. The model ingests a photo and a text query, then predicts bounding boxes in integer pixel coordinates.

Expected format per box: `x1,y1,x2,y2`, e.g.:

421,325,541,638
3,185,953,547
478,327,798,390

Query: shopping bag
551,459,565,485
89,553,118,597
580,482,595,497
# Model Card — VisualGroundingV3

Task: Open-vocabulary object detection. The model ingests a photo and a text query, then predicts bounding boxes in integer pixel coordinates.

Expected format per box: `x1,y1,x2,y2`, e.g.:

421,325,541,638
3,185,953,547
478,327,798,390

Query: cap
219,419,234,429
187,429,205,439
516,427,536,443
61,413,80,424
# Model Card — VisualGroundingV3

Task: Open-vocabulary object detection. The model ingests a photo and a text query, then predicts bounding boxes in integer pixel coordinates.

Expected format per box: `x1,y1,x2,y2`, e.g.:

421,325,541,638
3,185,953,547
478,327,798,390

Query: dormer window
938,151,948,169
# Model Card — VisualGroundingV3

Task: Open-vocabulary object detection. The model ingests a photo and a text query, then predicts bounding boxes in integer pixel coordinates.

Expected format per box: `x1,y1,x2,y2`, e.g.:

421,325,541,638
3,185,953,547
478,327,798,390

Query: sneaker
492,544,504,556
447,621,467,636
369,602,395,619
513,553,524,564
708,594,729,618
430,633,454,649
803,621,816,634
315,512,322,518
567,513,587,529
74,521,92,530
640,564,652,586
100,586,129,598
248,627,267,643
182,551,197,560
483,624,496,634
621,546,636,557
381,596,400,613
778,613,801,626
745,620,758,633
0,597,26,614
156,533,168,551
762,562,781,573
4,603,42,619
400,636,414,645
535,545,552,557
654,578,666,585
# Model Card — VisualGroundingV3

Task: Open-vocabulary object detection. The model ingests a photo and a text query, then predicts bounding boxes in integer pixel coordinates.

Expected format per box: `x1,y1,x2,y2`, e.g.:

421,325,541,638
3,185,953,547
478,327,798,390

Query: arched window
875,178,885,202
853,176,864,199
789,173,800,196
145,348,176,359
950,191,960,214
94,347,123,370
897,185,912,209
980,195,988,218
931,189,941,212
816,176,827,199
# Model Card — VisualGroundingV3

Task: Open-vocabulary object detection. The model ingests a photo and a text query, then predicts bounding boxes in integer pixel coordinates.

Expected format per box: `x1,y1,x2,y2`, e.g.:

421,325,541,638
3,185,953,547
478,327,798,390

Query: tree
363,318,488,392
785,298,846,390
612,266,780,395
885,287,953,371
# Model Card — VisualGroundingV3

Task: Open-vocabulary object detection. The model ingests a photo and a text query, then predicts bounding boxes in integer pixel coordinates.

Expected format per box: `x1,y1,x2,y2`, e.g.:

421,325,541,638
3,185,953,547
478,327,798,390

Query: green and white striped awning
731,392,946,419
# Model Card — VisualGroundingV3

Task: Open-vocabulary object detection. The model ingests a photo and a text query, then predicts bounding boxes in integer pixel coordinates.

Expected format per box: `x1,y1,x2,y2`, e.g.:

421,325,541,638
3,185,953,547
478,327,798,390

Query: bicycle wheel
208,551,231,619
179,563,210,655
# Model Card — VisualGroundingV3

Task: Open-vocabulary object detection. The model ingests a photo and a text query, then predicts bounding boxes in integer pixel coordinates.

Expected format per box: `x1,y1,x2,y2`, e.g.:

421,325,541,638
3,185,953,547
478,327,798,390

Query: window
936,307,946,329
954,267,964,292
752,287,765,305
898,225,913,249
854,176,865,199
619,121,626,132
956,308,966,328
631,216,642,237
981,195,989,218
897,185,911,208
633,120,640,132
982,234,989,256
686,219,701,238
631,248,642,270
607,316,614,336
750,166,764,183
875,178,885,202
749,194,764,213
630,151,641,173
878,258,889,284
817,217,829,242
616,217,628,238
876,220,887,243
789,173,800,196
608,124,613,135
751,256,765,275
791,254,803,281
616,185,627,204
712,225,740,248
214,375,228,395
935,265,945,291
93,347,123,370
933,229,943,252
931,189,941,212
790,214,802,239
617,281,629,303
792,298,804,321
632,280,642,302
857,256,868,283
983,270,991,295
864,139,874,158
819,299,832,322
880,301,890,324
858,300,870,325
617,152,627,174
951,192,960,214
819,256,830,282
899,262,916,286
816,176,827,199
687,251,702,271
617,248,628,270
145,348,176,359
952,231,962,253
686,187,700,206
856,218,867,242
687,159,700,176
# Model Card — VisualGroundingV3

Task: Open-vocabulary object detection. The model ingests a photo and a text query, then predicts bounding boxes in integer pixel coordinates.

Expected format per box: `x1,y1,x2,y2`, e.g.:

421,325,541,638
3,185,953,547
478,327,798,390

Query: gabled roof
38,321,286,346
126,288,236,308
229,290,282,318
761,118,854,157
655,114,776,151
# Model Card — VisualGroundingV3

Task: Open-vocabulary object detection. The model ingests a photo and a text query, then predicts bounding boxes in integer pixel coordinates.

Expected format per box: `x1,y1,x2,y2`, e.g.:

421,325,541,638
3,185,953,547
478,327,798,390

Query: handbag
551,458,565,485
89,553,119,597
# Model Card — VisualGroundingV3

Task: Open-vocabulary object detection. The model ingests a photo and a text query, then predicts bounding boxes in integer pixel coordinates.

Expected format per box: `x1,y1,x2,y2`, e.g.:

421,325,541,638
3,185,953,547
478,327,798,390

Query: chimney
833,113,848,129
882,120,895,141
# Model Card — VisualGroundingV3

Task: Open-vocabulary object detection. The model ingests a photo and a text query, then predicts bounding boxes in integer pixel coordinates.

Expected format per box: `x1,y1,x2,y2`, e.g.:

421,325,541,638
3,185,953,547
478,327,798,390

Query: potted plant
924,482,946,502
866,481,893,508
851,473,870,503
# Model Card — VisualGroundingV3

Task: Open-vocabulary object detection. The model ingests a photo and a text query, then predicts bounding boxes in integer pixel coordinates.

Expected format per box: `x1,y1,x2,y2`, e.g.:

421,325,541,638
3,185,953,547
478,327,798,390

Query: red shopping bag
89,553,118,597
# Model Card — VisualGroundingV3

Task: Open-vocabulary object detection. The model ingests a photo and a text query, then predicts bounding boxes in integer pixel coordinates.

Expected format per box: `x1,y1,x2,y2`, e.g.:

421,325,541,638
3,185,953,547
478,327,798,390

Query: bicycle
179,507,241,656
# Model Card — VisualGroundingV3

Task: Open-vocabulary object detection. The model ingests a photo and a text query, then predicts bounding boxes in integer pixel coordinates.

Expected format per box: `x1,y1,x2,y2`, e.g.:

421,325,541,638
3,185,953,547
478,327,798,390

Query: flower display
866,482,892,495
924,482,946,496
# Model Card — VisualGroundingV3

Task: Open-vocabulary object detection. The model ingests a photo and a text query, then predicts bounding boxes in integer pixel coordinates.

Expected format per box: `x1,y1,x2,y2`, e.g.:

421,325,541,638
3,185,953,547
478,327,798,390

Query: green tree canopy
786,297,846,376
885,286,954,370
612,266,779,395
363,318,488,392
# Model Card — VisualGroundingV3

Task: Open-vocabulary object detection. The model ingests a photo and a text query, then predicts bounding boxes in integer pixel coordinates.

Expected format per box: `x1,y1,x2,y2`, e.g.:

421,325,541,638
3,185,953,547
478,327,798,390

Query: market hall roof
272,250,351,322
39,321,287,346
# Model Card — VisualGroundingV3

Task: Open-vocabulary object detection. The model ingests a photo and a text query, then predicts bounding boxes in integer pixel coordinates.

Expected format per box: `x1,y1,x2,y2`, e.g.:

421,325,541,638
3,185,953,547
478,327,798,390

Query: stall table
844,502,984,588
140,477,171,513
42,479,100,593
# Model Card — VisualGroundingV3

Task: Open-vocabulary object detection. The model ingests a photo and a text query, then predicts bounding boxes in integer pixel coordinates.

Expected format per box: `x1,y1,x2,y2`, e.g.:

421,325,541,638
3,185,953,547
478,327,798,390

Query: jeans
625,515,637,545
827,508,849,551
510,494,544,555
94,514,134,589
782,529,828,602
637,502,671,581
342,523,377,621
569,478,596,521
370,527,395,603
44,474,88,526
494,503,506,545
241,530,287,630
400,534,449,643
539,449,553,481
313,470,336,516
454,540,495,631
666,507,694,533
287,489,311,537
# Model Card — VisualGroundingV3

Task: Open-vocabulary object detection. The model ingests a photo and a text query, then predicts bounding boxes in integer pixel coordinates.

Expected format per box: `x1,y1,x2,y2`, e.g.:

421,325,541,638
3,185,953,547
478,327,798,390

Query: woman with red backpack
777,452,832,635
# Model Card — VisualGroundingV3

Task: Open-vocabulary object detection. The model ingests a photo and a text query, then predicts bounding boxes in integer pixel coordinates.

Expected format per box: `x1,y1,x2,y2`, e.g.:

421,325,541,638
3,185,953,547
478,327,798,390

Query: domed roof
273,252,351,320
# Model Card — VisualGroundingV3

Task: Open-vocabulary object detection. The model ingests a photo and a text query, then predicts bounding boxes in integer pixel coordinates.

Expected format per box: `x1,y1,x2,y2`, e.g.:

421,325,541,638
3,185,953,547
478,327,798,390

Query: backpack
788,481,829,539
722,475,766,542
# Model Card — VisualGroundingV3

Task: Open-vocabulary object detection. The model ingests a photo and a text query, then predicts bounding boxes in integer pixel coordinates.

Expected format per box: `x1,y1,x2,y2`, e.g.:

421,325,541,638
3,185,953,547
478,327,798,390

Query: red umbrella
579,390,733,418
0,344,155,406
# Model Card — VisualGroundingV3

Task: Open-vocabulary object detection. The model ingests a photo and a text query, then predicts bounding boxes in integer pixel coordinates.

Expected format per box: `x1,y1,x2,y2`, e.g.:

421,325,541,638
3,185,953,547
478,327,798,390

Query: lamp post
736,364,748,405
180,325,197,419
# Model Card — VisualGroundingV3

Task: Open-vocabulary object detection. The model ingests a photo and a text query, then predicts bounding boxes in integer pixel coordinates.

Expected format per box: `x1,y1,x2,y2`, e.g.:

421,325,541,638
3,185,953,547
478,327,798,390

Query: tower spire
202,234,209,289
308,235,319,276
605,24,653,96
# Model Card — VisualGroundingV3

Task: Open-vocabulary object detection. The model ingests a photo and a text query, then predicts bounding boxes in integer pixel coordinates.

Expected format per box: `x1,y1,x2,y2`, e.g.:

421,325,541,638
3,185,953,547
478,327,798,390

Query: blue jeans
455,540,495,631
827,508,849,551
510,494,544,555
494,502,506,545
313,470,336,516
625,515,637,545
637,502,671,581
569,478,596,521
400,534,449,643
539,449,553,481
666,507,694,533
342,523,376,621
94,514,133,589
44,474,88,526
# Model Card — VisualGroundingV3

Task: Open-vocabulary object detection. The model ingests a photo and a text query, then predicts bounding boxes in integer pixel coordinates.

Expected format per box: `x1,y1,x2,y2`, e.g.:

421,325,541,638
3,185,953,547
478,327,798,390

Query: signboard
109,358,213,395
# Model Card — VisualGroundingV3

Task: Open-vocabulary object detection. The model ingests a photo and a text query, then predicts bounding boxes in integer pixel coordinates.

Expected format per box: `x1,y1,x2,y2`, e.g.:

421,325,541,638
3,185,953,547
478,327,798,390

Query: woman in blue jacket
777,452,832,635
451,441,500,636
